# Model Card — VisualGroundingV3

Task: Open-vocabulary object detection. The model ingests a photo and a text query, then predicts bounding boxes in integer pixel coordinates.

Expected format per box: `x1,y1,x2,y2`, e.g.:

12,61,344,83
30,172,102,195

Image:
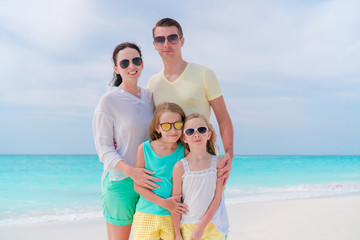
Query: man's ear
180,36,185,47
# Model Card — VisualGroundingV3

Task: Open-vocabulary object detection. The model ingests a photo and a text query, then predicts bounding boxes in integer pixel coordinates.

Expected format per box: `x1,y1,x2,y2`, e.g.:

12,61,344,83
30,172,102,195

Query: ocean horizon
1,154,359,227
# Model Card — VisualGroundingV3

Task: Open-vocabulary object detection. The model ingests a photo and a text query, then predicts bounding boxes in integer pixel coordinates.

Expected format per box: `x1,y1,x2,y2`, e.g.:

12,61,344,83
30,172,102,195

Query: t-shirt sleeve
204,68,223,101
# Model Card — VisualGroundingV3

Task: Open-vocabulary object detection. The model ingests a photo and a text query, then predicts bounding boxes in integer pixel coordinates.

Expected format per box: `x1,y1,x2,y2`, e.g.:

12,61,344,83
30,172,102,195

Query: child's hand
190,226,205,240
162,195,188,215
175,234,184,240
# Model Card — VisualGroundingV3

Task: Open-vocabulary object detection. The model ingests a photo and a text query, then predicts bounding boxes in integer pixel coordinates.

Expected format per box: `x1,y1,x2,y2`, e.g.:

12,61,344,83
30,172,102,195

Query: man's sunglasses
154,34,182,46
183,126,208,137
160,121,184,131
119,57,142,69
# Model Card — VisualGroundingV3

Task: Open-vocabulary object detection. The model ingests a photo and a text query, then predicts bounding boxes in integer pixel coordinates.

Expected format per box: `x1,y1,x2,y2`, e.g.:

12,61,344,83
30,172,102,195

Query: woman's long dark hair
111,42,142,87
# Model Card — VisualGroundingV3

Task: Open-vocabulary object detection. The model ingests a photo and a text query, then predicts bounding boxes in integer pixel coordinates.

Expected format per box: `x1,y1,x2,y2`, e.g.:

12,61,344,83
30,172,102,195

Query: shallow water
1,154,359,226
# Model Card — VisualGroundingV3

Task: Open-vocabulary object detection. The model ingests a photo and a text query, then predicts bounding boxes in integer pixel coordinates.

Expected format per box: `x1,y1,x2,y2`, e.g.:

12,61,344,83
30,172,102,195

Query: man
148,18,234,171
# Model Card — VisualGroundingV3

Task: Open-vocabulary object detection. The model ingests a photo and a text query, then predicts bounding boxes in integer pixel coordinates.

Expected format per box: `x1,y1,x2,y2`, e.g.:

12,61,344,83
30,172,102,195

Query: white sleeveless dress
180,155,229,235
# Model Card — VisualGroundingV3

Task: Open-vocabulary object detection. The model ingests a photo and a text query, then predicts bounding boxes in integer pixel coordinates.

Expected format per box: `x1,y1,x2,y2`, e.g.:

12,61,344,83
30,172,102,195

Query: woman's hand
129,167,161,190
162,195,188,215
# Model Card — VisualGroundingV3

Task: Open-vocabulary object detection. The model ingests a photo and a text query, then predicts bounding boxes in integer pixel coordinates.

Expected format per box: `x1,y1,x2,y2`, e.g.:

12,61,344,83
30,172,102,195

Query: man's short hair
152,18,183,38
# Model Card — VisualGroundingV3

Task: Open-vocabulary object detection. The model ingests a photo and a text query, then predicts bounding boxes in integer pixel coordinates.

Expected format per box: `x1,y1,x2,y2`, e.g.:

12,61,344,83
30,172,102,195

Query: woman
93,42,161,240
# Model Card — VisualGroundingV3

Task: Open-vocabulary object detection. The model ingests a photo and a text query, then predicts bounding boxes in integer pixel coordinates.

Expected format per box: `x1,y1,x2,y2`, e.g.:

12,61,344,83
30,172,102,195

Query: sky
0,0,359,155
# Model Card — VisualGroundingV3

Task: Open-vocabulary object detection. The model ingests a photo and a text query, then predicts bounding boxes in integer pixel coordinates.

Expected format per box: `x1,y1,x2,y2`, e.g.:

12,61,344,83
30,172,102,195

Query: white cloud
182,0,360,83
1,0,359,154
0,0,108,52
0,0,162,108
1,88,102,108
226,95,311,126
0,42,111,107
0,52,112,111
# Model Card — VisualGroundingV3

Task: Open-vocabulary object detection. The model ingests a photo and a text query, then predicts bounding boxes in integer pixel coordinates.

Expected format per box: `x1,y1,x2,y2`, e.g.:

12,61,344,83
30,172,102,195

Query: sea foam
225,182,360,204
0,211,102,227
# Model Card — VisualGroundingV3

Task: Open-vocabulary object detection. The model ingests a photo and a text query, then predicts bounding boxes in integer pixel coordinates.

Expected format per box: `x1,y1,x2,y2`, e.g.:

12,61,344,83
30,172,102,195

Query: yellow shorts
181,222,225,240
132,211,175,240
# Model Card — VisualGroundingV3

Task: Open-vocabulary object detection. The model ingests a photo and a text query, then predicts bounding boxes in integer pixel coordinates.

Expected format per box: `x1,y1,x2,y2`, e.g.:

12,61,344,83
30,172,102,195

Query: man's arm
210,96,234,159
210,96,234,183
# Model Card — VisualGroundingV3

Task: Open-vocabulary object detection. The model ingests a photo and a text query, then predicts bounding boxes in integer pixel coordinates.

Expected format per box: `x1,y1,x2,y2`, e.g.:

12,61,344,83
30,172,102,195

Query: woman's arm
171,161,185,240
190,156,226,240
134,145,187,214
93,111,123,169
93,112,160,189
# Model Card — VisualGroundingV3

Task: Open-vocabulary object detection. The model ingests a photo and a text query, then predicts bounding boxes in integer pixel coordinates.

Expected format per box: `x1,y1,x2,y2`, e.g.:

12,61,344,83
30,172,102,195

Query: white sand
1,196,360,240
227,195,360,240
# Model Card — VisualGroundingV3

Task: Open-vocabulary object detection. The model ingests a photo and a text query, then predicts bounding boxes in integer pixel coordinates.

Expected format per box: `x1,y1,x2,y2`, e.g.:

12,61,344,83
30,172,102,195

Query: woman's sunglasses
119,57,142,69
154,34,182,46
183,126,208,137
159,121,184,131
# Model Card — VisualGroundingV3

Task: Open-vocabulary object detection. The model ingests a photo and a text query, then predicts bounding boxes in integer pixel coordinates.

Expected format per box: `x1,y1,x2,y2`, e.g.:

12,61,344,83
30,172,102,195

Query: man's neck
162,59,188,82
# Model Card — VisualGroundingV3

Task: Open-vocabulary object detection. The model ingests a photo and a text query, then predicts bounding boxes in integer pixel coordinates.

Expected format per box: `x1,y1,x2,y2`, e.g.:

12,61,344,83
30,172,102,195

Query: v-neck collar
161,62,189,84
115,87,144,103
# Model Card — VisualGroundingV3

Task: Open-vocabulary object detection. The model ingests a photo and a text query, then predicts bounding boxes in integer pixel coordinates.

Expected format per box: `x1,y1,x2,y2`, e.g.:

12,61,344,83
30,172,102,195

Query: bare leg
106,222,132,240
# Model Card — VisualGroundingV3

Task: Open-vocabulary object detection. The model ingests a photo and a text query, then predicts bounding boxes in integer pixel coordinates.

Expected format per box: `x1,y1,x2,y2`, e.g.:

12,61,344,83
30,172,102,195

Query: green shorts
101,174,140,225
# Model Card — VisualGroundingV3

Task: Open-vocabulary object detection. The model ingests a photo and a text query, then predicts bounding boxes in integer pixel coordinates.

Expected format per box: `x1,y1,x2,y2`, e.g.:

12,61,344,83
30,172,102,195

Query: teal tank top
136,140,184,215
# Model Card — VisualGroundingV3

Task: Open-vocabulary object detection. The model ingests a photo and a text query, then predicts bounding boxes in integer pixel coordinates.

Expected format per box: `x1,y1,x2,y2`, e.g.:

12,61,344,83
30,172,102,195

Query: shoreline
1,195,360,240
3,192,359,227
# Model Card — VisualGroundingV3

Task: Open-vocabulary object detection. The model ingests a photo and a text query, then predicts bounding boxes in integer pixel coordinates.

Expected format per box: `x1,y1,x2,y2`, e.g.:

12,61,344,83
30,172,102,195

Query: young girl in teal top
133,102,189,240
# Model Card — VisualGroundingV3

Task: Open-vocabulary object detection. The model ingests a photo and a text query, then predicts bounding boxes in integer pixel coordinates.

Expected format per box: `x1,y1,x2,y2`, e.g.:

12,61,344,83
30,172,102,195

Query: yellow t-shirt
147,63,222,120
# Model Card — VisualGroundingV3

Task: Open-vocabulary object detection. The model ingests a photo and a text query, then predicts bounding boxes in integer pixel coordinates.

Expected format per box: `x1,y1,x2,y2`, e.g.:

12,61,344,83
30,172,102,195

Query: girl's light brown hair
182,113,217,155
149,102,186,141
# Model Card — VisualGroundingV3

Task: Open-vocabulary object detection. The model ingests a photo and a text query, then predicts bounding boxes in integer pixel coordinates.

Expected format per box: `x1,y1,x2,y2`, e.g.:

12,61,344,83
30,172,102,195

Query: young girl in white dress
172,113,229,240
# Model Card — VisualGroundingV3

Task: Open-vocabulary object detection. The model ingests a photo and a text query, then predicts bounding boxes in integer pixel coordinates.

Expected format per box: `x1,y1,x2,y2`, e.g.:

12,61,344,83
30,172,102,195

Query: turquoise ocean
1,155,360,226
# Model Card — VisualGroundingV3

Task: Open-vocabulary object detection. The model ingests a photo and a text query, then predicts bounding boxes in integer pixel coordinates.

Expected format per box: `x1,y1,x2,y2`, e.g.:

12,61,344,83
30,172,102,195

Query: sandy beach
1,195,359,240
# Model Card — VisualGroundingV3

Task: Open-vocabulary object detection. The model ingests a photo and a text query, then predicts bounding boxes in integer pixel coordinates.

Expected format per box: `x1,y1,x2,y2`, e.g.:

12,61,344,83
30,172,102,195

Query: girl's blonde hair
182,113,217,155
149,102,186,141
